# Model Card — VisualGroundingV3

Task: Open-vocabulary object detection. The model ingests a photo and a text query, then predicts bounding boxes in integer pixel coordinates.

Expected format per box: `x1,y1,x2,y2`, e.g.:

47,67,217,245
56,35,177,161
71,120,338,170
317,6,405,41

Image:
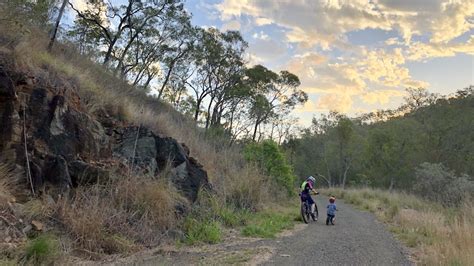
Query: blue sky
182,0,474,125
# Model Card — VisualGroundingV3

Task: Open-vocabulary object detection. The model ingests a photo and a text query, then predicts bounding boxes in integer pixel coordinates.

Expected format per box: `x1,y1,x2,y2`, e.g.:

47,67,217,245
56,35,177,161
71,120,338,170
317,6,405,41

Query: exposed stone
0,60,210,206
113,126,158,175
0,68,16,99
154,136,187,168
43,155,72,191
68,160,110,186
31,220,44,231
22,225,32,234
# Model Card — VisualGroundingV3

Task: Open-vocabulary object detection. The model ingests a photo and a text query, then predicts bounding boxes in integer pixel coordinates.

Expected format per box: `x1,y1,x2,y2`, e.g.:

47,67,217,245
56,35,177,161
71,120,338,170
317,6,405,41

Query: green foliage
183,218,222,245
285,88,474,203
241,211,294,238
24,234,60,264
413,163,474,207
244,140,296,195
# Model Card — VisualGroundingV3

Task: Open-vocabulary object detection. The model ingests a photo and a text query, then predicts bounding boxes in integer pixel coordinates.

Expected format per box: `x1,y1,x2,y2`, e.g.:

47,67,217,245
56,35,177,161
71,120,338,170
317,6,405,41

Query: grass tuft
241,210,295,238
24,234,60,264
183,218,222,245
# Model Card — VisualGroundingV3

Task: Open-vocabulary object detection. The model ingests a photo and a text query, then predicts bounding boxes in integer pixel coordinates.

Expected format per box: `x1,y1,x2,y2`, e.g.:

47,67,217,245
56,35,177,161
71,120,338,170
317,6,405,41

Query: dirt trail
109,197,411,265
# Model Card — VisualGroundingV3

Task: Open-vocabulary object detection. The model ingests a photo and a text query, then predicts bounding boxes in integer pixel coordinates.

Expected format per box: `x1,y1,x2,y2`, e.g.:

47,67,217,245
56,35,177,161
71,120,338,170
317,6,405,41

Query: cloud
282,47,429,112
211,0,472,114
316,94,353,113
215,0,474,49
255,17,273,26
295,99,317,113
361,90,405,105
407,36,474,61
221,20,241,31
252,31,270,40
247,38,288,62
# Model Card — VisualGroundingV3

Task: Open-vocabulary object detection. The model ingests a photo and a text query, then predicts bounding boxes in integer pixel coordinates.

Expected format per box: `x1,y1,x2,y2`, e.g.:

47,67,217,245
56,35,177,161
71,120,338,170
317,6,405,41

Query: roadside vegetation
322,188,474,265
0,1,300,264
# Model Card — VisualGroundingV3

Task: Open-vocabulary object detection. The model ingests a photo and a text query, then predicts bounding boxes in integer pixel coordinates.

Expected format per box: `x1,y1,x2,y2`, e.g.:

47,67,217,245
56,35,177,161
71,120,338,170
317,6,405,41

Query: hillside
0,11,276,264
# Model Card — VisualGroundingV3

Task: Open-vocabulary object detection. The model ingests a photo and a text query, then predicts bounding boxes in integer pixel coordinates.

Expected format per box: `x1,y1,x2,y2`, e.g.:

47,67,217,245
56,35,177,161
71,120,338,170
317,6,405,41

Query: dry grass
55,174,182,254
0,20,269,211
0,163,21,206
0,16,280,260
322,188,474,265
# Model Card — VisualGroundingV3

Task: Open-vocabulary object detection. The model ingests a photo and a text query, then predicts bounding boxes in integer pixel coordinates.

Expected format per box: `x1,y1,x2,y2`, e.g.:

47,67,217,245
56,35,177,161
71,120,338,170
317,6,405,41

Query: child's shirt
327,203,337,216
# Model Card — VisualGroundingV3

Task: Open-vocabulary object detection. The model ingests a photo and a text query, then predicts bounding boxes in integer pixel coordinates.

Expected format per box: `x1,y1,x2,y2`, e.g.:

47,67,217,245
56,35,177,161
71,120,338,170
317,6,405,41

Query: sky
68,0,474,126
183,0,474,125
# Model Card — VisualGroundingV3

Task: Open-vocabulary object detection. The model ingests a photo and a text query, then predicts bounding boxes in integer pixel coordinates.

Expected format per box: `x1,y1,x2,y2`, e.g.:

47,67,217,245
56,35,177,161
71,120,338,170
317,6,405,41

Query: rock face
0,57,208,202
112,126,208,202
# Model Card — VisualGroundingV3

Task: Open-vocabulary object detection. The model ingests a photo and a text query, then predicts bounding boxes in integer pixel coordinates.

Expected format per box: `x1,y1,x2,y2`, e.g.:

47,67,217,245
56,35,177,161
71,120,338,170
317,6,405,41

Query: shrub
183,218,222,245
244,140,296,196
24,234,60,264
413,163,474,206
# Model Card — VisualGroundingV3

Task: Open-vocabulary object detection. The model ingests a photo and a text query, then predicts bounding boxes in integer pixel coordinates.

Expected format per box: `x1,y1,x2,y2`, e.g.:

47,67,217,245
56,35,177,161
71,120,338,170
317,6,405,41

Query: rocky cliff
0,53,208,202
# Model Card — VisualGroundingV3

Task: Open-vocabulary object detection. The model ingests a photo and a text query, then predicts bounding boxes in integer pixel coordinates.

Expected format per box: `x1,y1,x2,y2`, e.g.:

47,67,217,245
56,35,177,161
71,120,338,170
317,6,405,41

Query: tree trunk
194,98,203,121
341,158,351,189
252,120,259,141
48,0,68,51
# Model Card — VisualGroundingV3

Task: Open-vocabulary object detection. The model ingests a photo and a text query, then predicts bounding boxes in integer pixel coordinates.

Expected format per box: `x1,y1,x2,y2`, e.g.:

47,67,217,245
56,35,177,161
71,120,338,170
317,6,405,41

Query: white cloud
221,20,241,31
255,17,273,26
212,0,472,114
215,0,474,50
252,31,270,40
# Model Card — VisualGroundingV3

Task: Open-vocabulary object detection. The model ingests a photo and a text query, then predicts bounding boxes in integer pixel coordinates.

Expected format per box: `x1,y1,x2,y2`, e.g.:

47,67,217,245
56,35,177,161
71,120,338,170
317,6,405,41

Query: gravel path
261,196,412,265
115,197,412,265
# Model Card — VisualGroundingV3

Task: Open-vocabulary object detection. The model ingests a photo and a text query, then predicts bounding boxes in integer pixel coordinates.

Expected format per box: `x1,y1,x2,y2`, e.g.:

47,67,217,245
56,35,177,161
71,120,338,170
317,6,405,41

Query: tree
48,0,68,51
245,65,307,141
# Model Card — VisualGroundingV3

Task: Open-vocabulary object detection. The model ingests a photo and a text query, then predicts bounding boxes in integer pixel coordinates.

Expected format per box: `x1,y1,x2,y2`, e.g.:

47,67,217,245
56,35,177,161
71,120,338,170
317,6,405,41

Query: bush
244,140,296,196
241,212,294,238
24,234,60,264
413,163,474,206
183,218,222,245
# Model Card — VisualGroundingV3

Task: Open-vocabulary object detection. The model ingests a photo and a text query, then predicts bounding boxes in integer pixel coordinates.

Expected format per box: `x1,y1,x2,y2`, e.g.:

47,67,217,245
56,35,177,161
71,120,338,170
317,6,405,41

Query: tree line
285,87,474,205
1,0,307,144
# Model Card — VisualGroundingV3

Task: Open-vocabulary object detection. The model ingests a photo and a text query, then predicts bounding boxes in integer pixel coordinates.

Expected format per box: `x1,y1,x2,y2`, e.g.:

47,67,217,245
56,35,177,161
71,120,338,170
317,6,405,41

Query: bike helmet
307,176,316,183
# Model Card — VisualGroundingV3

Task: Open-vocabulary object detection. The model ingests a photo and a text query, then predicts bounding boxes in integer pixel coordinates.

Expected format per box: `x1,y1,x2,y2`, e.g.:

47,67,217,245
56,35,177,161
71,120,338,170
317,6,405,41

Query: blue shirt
327,203,337,215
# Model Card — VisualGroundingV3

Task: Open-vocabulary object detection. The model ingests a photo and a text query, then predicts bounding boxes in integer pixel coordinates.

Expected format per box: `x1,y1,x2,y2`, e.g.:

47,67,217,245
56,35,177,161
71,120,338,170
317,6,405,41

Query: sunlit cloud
209,0,473,115
316,94,353,113
361,90,405,105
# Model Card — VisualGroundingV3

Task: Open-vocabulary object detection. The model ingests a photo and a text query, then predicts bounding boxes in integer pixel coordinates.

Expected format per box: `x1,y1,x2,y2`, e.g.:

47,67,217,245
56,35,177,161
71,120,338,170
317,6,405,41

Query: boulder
0,68,15,99
154,136,187,168
68,160,110,186
113,126,158,175
112,126,209,202
42,155,72,191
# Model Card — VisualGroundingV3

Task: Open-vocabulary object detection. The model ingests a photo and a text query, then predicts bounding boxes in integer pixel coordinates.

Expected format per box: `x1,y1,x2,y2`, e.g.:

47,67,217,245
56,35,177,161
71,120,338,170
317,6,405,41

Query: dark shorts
300,192,314,205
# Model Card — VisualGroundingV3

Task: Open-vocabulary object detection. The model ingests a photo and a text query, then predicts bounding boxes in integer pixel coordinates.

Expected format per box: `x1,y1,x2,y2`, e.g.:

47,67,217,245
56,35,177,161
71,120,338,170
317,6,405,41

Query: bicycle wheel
301,202,309,224
312,203,319,221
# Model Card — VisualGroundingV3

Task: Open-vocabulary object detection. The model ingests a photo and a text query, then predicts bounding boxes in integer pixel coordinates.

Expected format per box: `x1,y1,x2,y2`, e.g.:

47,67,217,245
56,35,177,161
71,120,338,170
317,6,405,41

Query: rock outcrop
0,57,208,202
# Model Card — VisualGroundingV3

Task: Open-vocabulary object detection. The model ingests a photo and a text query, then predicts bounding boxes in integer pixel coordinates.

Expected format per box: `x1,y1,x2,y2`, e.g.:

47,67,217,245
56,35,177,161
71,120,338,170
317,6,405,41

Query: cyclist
300,176,319,220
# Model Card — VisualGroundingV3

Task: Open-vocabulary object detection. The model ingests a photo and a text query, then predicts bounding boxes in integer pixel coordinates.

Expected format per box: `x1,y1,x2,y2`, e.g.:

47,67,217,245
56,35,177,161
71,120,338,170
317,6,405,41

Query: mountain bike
300,193,318,224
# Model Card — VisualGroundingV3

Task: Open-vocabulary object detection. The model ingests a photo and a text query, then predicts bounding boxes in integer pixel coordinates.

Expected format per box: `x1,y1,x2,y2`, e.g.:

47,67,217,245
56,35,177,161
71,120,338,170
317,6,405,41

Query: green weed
24,234,60,264
183,218,222,245
241,212,294,238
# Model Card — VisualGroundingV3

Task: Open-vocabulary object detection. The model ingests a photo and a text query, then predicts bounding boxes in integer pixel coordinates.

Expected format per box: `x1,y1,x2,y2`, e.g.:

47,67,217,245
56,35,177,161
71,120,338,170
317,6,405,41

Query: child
326,196,337,225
